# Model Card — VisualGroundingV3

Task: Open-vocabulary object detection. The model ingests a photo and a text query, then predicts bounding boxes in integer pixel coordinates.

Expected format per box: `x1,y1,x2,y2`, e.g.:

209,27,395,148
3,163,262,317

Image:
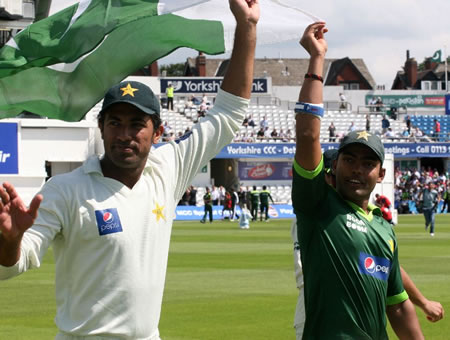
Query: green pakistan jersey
250,190,260,205
292,158,407,340
259,190,271,205
203,192,212,206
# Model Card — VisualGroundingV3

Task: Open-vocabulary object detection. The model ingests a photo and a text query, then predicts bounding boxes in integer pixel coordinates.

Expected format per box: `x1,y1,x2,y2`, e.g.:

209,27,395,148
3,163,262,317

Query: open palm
0,182,42,242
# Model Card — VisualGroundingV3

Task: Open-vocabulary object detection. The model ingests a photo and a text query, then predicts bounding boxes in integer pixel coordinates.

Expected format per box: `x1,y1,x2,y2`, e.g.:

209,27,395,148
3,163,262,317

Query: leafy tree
159,63,185,76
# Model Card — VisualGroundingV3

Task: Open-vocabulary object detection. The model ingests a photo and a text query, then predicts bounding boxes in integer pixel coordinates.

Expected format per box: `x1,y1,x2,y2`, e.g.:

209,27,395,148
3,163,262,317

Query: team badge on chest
95,208,123,236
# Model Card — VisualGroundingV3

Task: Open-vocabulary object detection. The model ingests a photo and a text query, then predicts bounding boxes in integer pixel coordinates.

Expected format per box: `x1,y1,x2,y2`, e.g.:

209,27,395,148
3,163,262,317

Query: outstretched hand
0,182,42,242
300,22,328,58
229,0,260,26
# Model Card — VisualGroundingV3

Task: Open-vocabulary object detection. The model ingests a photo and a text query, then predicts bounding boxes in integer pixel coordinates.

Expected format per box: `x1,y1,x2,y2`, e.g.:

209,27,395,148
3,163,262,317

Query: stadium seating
410,115,450,140
90,97,448,143
85,97,449,206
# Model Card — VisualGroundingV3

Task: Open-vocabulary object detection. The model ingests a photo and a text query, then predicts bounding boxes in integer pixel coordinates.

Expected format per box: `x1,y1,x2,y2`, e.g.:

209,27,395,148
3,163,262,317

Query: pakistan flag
0,0,225,121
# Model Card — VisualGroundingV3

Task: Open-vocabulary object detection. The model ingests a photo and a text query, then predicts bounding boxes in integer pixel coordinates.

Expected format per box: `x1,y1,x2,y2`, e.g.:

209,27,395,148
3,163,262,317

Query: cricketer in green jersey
259,185,274,221
249,186,260,221
292,150,443,339
292,22,424,339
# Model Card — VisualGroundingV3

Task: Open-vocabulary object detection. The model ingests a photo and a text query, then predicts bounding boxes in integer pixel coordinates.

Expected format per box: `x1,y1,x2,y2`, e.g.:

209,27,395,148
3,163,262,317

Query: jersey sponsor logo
346,214,367,233
358,252,390,281
95,208,123,236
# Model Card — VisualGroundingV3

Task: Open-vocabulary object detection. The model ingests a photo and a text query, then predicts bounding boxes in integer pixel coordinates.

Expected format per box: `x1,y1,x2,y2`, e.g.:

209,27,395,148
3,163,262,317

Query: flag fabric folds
173,0,320,51
0,0,317,122
0,0,224,121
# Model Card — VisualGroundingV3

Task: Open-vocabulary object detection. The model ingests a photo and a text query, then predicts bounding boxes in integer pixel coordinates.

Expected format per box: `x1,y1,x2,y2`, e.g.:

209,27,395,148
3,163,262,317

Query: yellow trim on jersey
345,202,382,222
293,157,324,180
387,290,409,306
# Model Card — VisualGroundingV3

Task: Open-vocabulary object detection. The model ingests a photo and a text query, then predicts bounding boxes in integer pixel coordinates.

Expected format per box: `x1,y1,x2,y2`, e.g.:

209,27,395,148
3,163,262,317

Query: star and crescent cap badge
120,83,139,97
356,131,371,141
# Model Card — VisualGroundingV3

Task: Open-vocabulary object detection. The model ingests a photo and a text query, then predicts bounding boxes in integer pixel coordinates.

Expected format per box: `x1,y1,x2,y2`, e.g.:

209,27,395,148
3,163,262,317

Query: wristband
294,102,324,119
305,73,323,83
304,73,324,83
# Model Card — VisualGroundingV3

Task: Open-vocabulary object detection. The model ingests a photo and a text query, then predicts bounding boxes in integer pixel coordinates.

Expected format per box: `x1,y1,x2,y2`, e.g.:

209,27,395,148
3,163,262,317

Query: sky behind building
51,0,450,89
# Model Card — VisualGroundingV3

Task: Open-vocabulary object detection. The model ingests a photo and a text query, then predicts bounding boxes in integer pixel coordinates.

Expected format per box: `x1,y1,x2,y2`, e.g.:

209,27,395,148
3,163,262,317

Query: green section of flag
0,1,225,121
0,1,159,76
431,49,442,63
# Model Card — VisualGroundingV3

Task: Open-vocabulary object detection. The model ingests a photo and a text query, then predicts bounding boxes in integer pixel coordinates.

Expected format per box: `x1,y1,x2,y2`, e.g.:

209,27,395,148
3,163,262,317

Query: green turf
0,215,448,339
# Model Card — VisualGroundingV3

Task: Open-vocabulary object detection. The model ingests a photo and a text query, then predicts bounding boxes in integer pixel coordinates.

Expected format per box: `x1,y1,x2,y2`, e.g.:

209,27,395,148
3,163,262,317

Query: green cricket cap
338,130,384,163
99,81,160,117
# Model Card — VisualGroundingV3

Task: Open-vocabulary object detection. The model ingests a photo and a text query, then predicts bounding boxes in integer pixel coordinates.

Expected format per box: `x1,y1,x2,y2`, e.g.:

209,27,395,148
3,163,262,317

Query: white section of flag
173,0,321,50
51,0,321,51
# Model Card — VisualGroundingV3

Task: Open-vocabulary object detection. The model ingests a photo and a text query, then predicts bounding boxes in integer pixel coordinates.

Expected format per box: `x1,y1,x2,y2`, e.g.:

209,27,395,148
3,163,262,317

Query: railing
357,105,408,117
287,100,353,112
232,133,450,144
250,96,282,107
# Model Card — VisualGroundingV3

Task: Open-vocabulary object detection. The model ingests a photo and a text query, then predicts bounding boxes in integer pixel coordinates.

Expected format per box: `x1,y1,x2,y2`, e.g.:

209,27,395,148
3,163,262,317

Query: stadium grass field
0,214,448,339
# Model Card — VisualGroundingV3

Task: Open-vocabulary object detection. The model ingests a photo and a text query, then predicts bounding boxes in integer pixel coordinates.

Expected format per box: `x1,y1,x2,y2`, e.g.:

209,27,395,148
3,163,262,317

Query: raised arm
0,182,43,266
401,266,445,322
294,22,328,171
221,0,259,99
386,299,424,340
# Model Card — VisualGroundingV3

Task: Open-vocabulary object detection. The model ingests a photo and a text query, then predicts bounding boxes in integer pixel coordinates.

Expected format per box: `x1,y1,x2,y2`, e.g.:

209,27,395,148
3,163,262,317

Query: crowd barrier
397,200,447,214
175,204,295,221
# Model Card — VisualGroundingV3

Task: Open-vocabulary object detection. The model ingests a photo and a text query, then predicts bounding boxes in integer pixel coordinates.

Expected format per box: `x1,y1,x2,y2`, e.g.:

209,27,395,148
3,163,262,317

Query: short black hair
98,109,161,130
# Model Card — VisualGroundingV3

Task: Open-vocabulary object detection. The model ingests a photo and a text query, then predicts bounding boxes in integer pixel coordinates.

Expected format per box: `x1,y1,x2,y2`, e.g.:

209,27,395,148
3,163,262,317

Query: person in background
368,97,377,112
280,129,289,142
420,183,439,236
230,188,239,221
249,186,260,221
433,119,441,141
211,185,220,205
259,185,274,221
179,188,190,206
239,204,252,229
248,114,256,127
405,115,412,134
381,114,390,134
375,96,384,112
260,115,269,130
339,92,346,111
348,121,356,132
188,185,197,206
166,82,174,111
218,185,226,205
221,191,233,220
440,180,450,213
201,187,213,224
328,122,336,142
238,186,248,209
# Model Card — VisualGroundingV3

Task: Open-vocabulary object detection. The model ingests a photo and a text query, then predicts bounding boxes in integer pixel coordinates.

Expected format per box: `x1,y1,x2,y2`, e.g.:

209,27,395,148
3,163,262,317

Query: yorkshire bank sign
161,78,268,94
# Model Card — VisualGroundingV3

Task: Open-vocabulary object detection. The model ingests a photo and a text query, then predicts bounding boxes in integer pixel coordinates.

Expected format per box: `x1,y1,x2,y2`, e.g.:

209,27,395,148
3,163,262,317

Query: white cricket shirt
0,89,247,339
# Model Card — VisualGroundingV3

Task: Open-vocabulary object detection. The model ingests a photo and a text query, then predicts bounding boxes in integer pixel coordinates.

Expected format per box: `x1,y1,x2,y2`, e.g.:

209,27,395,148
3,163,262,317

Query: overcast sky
50,0,450,88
